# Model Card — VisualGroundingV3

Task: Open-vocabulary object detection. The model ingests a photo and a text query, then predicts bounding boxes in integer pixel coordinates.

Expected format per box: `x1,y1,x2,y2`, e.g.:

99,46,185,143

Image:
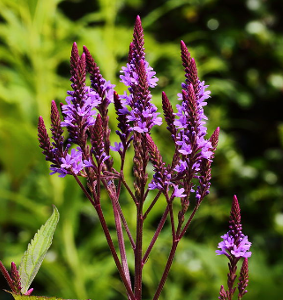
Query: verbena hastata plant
0,16,252,300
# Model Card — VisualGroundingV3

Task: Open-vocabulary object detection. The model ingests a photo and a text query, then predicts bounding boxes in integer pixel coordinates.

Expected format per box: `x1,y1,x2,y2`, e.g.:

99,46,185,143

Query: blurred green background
0,0,283,299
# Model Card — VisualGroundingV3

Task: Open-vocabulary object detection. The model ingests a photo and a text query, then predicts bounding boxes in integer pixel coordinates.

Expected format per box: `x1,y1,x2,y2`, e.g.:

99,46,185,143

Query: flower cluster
216,233,252,259
38,42,116,178
50,147,84,178
37,16,221,300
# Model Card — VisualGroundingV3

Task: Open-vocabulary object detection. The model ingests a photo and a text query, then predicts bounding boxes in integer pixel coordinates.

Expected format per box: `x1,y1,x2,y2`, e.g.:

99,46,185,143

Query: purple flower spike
167,41,218,207
174,83,212,160
38,116,55,163
114,91,131,145
62,46,89,143
10,262,22,293
216,195,251,300
110,142,124,153
196,127,220,203
61,43,114,151
90,114,105,162
51,100,64,152
216,196,252,259
118,16,161,134
176,42,212,162
238,258,249,298
162,91,176,139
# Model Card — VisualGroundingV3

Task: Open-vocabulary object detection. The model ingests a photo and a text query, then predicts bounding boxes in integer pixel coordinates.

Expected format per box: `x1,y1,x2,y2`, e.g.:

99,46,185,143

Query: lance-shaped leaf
19,206,60,294
11,294,62,300
10,292,88,300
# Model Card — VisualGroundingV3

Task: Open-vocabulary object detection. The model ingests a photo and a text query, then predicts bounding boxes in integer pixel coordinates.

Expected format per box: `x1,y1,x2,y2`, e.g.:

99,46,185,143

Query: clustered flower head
216,195,251,300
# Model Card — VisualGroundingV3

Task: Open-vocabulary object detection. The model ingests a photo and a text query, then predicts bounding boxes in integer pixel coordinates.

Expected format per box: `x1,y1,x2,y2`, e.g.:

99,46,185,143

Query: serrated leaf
19,206,60,294
9,291,88,300
10,292,82,300
12,294,62,300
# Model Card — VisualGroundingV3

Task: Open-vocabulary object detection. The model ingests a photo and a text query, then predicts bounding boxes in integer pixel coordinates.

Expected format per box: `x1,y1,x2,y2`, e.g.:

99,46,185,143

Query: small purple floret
173,186,186,198
110,142,124,152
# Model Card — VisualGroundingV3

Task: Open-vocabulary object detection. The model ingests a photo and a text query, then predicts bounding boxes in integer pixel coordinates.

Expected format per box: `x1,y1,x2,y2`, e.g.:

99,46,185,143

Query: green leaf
12,294,63,300
10,292,84,300
9,291,88,300
19,206,60,294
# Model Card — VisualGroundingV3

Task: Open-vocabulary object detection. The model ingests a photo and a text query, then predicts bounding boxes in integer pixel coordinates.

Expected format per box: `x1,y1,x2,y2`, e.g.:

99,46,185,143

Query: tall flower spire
174,41,212,162
118,16,161,134
61,43,101,146
149,40,218,213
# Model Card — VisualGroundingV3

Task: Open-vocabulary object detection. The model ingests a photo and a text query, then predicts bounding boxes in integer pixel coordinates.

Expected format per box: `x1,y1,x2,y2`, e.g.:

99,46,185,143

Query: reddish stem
134,200,144,299
106,181,132,293
95,202,136,300
152,240,179,300
143,190,162,219
0,261,14,292
73,174,135,300
142,205,170,264
110,193,132,297
178,204,199,239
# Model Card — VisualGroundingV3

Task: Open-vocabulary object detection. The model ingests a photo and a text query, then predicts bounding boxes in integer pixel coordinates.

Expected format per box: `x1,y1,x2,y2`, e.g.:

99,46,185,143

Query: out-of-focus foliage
0,0,282,299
